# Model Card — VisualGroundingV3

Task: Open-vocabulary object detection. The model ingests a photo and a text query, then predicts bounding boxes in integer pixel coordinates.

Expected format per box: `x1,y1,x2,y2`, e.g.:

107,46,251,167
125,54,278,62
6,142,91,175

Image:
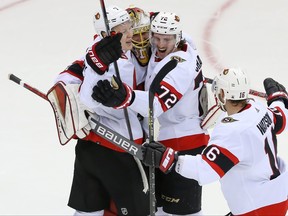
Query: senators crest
221,117,238,123
95,12,101,20
170,56,186,63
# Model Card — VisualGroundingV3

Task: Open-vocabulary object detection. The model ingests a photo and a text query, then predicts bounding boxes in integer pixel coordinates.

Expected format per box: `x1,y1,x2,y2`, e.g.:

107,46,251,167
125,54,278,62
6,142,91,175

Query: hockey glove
92,75,135,109
264,78,288,108
142,141,178,174
86,33,123,75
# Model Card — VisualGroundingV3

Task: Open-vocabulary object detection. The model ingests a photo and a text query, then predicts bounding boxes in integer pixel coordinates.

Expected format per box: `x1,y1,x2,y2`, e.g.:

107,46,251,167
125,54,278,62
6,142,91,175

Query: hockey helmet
126,6,151,66
93,5,131,37
150,11,182,47
212,68,250,110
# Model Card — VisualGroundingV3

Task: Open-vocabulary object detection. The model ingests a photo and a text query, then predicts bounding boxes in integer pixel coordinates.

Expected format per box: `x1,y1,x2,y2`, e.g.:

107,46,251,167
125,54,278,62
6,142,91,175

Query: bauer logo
94,122,140,157
88,47,104,68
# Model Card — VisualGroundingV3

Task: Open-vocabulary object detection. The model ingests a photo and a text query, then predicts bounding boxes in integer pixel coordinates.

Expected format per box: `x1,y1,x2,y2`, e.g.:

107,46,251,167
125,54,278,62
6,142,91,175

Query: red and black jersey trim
155,81,182,112
59,60,85,81
202,144,239,177
270,106,286,134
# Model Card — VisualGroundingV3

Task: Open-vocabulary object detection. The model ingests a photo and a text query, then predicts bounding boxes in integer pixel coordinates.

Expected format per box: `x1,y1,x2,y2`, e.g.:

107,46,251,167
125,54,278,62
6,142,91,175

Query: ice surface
1,0,287,215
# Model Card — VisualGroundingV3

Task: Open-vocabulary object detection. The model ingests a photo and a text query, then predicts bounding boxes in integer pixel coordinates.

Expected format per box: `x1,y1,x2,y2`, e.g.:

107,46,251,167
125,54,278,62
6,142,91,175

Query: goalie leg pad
47,82,93,145
201,104,224,130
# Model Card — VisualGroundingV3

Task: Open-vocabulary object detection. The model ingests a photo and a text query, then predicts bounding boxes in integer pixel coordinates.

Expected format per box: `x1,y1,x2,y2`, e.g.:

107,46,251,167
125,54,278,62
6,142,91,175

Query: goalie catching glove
142,141,178,174
92,75,135,109
264,78,288,108
86,33,123,75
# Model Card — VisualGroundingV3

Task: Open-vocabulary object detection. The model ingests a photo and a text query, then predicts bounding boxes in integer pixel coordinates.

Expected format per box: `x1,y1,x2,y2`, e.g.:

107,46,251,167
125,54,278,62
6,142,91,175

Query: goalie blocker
46,82,93,145
46,82,144,159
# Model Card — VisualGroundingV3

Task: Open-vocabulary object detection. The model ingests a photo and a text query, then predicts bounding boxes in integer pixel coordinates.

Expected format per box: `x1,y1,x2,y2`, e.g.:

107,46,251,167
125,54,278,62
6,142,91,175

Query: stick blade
149,59,178,93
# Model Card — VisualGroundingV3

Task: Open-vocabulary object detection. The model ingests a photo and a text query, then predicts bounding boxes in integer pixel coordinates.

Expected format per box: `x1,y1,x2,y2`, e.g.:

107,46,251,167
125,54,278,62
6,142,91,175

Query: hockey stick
148,59,178,216
99,0,150,194
8,74,48,100
8,73,144,159
99,0,134,141
204,77,267,98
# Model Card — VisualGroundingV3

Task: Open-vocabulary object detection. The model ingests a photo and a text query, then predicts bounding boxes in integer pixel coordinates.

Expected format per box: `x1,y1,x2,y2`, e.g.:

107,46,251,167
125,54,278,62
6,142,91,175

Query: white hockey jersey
176,99,288,214
55,35,147,150
129,41,209,151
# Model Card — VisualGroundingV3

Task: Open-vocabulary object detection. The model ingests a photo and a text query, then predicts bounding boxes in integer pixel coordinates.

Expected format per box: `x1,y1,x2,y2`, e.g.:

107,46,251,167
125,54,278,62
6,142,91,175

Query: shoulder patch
221,117,238,123
170,56,186,63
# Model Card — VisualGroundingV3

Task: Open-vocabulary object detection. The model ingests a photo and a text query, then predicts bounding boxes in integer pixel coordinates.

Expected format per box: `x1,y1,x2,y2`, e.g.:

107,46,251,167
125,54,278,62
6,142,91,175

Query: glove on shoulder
86,33,122,75
264,78,288,108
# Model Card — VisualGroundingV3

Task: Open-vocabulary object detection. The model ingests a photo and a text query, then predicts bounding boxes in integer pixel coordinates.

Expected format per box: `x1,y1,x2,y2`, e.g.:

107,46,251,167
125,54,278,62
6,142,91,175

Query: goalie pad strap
201,104,224,130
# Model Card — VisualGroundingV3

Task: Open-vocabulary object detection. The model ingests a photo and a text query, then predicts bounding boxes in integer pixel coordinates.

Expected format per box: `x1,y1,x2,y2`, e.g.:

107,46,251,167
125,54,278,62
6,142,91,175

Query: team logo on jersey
95,12,101,20
221,117,238,123
170,56,186,63
223,69,229,75
174,15,180,22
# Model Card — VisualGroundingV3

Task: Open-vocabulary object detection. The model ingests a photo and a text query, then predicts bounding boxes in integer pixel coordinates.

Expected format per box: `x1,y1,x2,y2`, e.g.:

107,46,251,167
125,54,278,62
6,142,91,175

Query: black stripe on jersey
66,60,85,78
194,69,203,90
202,144,239,177
269,107,286,134
155,81,182,112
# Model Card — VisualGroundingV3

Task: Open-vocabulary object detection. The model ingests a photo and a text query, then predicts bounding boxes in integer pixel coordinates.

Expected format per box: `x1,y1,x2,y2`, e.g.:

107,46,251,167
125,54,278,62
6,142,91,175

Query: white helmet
93,5,130,37
212,68,250,111
150,11,182,47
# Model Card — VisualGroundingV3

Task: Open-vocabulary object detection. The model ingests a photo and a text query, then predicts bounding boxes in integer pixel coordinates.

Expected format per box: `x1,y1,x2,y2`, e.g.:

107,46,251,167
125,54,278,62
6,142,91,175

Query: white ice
0,0,287,215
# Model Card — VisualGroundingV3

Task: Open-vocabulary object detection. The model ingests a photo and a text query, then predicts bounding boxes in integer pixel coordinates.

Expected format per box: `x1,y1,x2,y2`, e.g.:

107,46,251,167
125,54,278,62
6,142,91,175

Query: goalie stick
8,59,178,161
204,77,267,98
148,59,178,216
8,73,144,159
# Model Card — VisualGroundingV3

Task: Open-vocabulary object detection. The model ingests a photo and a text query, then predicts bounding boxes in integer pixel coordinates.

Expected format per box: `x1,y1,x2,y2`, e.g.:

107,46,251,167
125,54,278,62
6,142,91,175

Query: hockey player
55,6,151,87
51,5,152,216
142,68,288,215
92,11,209,215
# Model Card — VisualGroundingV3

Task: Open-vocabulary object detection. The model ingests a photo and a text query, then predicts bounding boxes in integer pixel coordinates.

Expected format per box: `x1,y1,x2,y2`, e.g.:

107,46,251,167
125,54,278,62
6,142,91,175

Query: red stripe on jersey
59,60,85,81
203,156,225,177
155,81,182,112
236,199,288,216
160,133,209,151
202,144,239,178
133,68,137,90
274,106,286,134
220,146,239,164
60,70,84,81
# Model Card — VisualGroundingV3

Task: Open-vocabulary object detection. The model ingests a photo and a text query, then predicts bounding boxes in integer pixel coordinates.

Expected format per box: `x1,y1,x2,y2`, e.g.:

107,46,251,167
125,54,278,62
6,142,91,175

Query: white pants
74,210,104,216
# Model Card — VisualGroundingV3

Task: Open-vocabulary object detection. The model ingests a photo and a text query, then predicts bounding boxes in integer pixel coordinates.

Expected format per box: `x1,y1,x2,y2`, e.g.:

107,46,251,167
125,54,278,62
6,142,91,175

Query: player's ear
219,89,225,103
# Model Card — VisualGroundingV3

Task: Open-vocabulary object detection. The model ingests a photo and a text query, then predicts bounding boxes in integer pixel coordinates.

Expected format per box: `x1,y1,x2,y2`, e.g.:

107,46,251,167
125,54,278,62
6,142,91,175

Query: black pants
156,146,205,214
68,139,150,216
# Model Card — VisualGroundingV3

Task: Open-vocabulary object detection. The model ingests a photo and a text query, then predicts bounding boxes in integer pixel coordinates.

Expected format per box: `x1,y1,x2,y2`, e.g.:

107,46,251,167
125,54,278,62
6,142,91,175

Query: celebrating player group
10,1,288,216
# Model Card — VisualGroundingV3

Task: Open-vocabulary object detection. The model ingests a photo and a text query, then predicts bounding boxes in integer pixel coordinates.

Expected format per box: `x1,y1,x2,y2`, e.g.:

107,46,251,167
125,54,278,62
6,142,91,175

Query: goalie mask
150,11,182,48
93,5,131,38
212,68,250,111
127,7,151,66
